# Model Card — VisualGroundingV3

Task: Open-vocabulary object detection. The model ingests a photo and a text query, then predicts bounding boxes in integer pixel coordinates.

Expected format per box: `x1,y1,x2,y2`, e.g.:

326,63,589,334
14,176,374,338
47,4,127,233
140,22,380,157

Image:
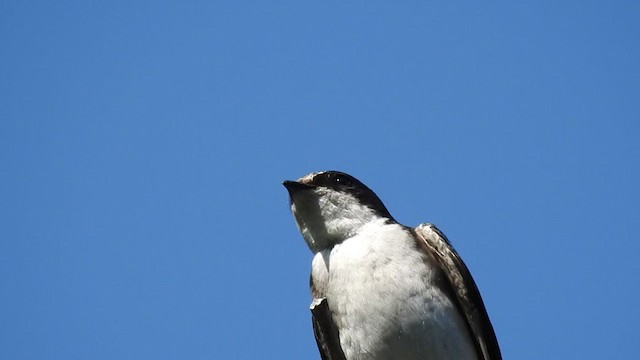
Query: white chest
311,221,477,360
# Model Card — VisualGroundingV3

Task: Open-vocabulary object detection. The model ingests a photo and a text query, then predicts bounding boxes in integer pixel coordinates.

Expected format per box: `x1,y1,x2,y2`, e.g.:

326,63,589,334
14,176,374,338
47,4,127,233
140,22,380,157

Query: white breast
311,219,478,360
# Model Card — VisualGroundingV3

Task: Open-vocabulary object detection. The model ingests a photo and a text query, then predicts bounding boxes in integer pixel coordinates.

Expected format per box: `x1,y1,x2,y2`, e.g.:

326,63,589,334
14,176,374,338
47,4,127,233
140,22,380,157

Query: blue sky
1,1,639,359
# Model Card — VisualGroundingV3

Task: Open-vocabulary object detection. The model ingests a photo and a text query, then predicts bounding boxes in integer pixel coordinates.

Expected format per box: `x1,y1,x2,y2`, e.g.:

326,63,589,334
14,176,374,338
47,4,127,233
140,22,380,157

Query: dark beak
283,180,315,194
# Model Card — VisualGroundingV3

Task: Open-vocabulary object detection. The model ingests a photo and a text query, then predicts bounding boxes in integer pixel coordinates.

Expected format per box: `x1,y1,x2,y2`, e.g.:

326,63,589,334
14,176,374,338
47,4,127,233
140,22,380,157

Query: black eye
334,174,353,187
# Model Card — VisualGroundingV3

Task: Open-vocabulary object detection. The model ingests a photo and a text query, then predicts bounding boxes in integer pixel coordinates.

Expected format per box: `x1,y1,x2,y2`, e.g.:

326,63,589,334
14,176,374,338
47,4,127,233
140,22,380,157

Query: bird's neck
304,216,395,254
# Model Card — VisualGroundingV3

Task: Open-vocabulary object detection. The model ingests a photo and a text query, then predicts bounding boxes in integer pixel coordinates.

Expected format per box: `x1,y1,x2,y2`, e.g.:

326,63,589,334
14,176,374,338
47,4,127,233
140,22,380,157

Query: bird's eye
334,174,353,187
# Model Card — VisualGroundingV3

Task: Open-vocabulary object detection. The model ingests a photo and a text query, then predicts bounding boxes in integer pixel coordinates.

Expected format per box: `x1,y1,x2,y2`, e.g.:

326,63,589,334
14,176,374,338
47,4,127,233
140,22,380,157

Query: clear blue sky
1,1,639,359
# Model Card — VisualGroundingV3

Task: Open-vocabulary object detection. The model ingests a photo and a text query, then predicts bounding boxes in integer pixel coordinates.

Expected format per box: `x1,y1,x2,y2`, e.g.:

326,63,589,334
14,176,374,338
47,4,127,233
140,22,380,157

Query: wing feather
413,223,502,360
310,273,346,360
310,297,347,360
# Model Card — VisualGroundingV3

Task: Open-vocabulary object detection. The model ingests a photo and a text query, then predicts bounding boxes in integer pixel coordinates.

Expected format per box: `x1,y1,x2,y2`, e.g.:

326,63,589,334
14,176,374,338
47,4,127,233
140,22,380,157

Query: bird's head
283,171,393,253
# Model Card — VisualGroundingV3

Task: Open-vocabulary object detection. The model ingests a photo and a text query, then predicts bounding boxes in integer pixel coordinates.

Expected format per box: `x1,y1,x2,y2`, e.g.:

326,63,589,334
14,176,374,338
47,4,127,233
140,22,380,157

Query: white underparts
290,185,477,359
311,220,477,360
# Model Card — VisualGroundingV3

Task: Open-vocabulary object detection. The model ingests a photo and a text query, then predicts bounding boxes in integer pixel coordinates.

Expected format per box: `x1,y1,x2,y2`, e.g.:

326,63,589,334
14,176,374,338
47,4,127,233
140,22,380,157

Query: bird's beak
283,180,316,194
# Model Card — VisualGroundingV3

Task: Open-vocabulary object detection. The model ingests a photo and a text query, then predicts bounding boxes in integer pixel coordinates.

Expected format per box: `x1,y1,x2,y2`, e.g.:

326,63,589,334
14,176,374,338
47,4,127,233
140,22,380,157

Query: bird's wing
413,223,502,360
310,297,347,360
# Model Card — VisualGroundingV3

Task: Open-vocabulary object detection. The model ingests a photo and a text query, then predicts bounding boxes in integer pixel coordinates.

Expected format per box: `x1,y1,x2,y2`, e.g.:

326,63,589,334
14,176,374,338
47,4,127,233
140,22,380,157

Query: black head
284,170,394,220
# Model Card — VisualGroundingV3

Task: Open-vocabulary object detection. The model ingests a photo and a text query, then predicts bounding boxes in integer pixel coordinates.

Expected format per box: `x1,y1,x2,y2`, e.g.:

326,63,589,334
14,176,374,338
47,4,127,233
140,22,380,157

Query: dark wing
412,223,502,360
310,298,347,360
310,274,346,360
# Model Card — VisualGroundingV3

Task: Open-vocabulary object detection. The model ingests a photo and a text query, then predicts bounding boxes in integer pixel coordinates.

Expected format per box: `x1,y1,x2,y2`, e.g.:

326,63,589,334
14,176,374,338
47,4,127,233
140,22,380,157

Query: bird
283,170,501,360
